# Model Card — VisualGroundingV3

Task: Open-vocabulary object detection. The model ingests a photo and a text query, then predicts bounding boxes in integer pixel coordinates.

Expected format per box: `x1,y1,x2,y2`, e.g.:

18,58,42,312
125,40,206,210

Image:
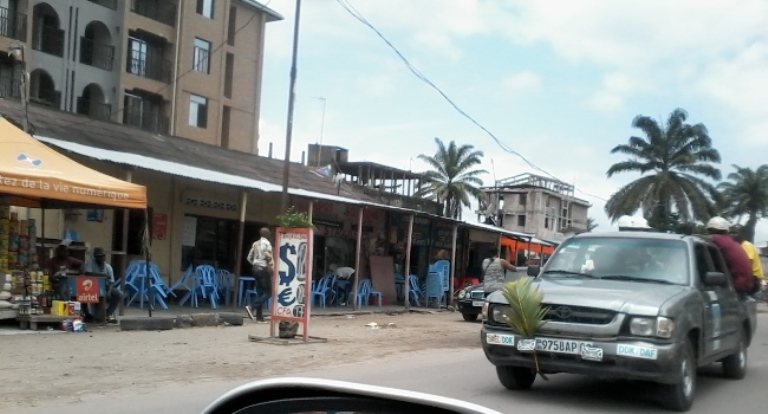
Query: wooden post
404,214,414,309
232,190,248,309
450,224,458,307
118,170,132,316
353,207,363,310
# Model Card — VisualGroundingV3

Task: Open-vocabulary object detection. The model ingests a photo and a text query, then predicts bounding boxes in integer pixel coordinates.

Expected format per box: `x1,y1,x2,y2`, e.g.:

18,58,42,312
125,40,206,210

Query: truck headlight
458,290,466,299
629,316,675,338
656,317,675,338
629,317,655,337
481,302,489,320
491,306,512,325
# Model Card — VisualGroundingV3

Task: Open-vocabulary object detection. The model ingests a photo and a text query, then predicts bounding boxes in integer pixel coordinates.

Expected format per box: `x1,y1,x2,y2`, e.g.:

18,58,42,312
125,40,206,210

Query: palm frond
501,278,549,338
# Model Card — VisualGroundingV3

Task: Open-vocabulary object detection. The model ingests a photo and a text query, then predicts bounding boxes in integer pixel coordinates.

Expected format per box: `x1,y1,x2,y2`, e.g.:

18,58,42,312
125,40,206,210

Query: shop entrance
239,221,268,276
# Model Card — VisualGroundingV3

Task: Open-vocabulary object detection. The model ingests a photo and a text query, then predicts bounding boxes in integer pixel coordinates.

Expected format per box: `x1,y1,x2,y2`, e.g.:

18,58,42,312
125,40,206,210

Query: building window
193,38,211,73
227,6,236,45
519,193,527,205
196,0,214,18
221,105,231,148
517,215,526,227
189,94,208,128
224,53,234,98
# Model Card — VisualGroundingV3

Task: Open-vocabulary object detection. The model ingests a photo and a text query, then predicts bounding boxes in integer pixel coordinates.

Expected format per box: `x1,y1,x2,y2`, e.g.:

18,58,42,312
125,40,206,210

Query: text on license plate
472,300,484,307
532,338,592,354
486,333,515,346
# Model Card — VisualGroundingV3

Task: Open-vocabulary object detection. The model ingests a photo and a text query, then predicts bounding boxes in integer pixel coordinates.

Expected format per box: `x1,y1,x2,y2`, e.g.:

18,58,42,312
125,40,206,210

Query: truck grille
542,304,616,325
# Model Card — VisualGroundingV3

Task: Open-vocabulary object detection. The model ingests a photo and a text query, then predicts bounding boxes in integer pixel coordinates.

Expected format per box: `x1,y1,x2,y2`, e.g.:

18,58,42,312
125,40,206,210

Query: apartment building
0,0,281,153
479,173,591,242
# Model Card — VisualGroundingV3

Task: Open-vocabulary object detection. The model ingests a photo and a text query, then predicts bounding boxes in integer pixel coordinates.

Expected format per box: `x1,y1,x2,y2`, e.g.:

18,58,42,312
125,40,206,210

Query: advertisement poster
152,213,168,241
75,276,100,304
270,227,312,340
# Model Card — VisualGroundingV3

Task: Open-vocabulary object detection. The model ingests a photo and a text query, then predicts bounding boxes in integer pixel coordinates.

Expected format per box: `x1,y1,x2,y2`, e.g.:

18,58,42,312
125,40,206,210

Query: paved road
8,313,768,414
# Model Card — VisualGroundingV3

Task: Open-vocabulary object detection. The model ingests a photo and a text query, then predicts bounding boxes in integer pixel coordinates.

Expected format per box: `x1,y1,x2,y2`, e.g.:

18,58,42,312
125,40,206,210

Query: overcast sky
256,0,768,244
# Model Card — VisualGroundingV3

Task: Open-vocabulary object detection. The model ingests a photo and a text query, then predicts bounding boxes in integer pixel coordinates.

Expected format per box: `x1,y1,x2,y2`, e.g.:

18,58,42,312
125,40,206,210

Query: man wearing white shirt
246,228,273,322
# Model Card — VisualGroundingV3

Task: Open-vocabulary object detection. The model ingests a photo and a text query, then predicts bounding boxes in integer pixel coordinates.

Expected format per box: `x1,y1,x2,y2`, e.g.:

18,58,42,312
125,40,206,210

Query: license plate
486,333,515,346
519,337,594,355
472,300,484,307
616,344,658,360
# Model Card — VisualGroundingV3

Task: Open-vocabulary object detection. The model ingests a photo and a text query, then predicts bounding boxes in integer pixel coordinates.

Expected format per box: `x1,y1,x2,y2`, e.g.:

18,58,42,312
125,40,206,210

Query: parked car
457,267,528,322
481,232,758,412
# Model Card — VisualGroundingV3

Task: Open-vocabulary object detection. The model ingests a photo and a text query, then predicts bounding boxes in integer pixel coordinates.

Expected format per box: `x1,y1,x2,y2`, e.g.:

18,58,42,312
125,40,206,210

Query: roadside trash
364,322,379,330
386,323,396,329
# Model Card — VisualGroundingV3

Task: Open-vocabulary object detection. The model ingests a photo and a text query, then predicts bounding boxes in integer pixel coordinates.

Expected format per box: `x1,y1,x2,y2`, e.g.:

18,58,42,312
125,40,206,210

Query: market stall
0,117,147,329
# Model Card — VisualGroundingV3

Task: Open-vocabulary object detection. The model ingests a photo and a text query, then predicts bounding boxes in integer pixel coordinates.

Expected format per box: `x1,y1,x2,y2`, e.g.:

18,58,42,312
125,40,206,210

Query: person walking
246,227,274,322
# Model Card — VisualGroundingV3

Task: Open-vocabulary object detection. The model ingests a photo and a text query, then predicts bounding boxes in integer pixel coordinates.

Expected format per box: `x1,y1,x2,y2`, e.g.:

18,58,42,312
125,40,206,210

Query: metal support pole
404,214,414,310
353,207,363,310
449,224,458,307
232,190,248,309
280,0,303,212
118,170,132,316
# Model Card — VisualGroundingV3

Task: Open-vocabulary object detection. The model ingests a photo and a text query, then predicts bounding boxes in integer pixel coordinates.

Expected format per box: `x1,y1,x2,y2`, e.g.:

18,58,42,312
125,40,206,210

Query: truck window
707,245,727,274
694,244,710,281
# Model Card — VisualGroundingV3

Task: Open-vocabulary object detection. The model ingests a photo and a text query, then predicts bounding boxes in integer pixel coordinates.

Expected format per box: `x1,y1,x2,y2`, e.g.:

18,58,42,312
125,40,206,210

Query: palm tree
718,164,768,242
586,217,598,232
418,137,488,219
604,108,722,231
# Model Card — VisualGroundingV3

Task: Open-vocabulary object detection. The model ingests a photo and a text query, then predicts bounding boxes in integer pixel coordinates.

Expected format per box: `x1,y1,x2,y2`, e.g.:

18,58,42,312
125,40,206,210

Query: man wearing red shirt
705,217,754,295
45,243,84,299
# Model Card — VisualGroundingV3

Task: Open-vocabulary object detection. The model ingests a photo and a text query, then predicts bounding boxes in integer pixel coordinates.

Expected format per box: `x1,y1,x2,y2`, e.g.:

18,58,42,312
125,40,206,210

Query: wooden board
0,308,18,320
369,255,397,304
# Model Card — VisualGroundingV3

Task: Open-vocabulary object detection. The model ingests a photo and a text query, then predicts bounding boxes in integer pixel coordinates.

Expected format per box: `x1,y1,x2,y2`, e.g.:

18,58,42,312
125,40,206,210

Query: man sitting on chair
84,247,123,324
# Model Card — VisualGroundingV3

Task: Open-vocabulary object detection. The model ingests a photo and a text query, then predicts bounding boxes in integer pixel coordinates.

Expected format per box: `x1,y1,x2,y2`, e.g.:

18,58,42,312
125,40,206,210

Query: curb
117,308,445,331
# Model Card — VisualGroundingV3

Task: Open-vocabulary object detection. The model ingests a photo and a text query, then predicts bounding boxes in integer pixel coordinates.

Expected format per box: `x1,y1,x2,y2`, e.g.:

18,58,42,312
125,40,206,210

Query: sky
255,0,768,244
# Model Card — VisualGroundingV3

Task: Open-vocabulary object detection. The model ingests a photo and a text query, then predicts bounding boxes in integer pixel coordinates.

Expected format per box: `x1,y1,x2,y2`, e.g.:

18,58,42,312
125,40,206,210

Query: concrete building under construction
479,173,591,242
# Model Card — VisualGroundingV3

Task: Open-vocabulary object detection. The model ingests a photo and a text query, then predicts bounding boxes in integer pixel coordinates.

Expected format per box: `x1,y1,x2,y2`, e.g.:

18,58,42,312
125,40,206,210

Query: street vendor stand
0,117,148,329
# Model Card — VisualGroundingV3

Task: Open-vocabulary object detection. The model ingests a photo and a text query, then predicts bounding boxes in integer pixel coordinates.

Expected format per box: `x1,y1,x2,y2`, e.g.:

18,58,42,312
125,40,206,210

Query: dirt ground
0,311,481,410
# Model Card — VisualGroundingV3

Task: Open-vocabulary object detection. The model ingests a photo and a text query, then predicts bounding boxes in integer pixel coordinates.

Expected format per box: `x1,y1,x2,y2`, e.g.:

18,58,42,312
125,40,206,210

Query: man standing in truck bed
705,217,754,295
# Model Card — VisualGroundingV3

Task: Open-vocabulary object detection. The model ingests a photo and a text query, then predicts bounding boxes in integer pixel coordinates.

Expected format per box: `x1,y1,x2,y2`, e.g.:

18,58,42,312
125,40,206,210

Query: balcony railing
80,37,115,71
126,51,172,83
0,8,27,41
87,0,118,10
130,0,176,26
32,25,65,57
0,75,21,99
124,104,169,134
31,89,61,108
77,98,112,121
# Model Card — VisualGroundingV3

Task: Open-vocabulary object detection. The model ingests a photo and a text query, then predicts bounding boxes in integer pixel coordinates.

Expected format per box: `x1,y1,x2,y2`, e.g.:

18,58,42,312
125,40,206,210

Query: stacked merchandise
0,203,8,270
7,212,19,269
0,271,11,312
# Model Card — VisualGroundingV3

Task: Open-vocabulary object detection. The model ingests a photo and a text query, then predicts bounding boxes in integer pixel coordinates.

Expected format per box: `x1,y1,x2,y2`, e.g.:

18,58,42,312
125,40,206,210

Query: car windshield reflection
544,237,690,286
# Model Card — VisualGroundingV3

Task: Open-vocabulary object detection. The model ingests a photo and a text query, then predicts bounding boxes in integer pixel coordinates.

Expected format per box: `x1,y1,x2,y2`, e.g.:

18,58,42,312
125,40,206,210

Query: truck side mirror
527,265,540,277
703,271,727,287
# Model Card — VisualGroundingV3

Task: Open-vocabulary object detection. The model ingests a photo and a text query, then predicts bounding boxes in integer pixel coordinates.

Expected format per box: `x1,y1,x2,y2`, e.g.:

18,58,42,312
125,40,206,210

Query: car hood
487,277,689,316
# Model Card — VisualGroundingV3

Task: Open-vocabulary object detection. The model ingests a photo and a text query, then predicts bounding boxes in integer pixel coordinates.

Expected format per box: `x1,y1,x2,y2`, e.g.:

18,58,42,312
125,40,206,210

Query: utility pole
280,0,303,212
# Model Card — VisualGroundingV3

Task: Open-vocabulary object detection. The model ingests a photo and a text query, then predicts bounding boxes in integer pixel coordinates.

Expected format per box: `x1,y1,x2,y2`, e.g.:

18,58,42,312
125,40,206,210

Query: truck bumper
481,326,685,385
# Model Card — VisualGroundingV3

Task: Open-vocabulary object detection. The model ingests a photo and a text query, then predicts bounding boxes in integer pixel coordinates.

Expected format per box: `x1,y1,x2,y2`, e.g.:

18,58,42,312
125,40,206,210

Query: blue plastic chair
216,269,233,305
312,276,333,308
358,279,382,307
425,271,445,308
408,275,423,307
194,265,219,309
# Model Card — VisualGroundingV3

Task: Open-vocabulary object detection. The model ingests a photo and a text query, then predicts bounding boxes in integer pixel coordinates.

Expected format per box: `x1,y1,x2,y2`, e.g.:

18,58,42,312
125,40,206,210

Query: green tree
718,164,768,243
604,108,722,232
586,217,598,232
418,137,487,219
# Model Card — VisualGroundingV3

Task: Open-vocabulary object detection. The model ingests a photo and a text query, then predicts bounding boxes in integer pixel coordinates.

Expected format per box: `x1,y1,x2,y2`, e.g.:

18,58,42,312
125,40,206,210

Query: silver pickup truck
481,232,758,412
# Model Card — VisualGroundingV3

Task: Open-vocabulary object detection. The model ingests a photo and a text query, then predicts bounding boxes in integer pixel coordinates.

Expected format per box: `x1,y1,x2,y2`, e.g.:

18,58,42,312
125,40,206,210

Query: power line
53,6,264,130
334,0,609,203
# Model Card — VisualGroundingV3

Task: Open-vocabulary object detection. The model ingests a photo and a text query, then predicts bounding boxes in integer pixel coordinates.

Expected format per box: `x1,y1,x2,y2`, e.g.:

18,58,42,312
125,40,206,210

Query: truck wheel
660,341,696,412
462,312,478,322
722,327,748,379
496,366,536,390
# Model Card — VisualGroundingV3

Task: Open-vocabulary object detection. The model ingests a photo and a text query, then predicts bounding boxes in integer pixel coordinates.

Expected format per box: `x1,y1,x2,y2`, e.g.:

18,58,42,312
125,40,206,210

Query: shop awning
0,117,147,209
